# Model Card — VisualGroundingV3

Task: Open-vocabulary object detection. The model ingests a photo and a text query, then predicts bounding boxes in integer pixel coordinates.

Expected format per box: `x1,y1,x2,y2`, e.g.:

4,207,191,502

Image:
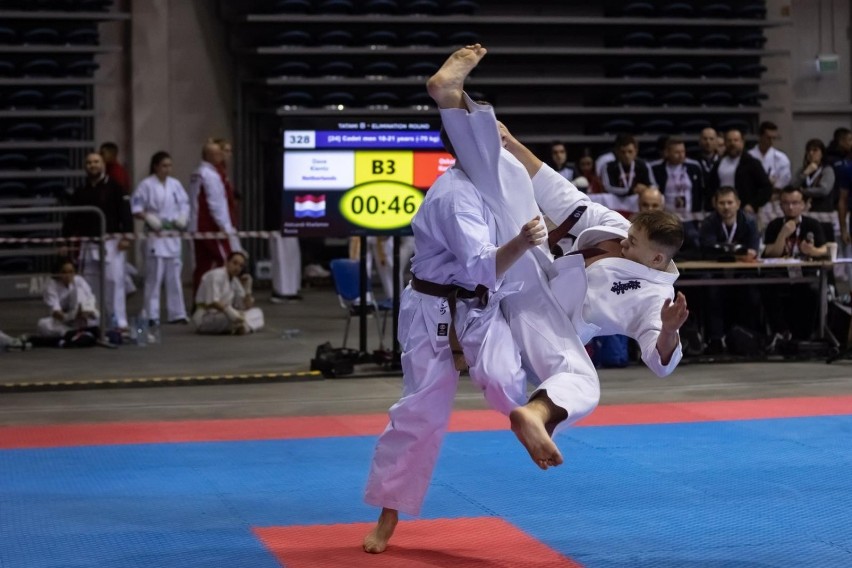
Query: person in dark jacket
712,129,773,214
652,137,707,214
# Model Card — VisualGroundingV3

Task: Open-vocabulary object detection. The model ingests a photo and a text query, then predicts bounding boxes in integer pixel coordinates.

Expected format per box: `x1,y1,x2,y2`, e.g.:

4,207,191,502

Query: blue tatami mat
2,415,851,567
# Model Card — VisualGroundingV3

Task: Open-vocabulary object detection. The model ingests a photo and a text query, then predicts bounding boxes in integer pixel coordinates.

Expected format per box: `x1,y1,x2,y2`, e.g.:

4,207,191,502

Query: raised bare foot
363,508,399,554
426,44,487,109
510,405,564,470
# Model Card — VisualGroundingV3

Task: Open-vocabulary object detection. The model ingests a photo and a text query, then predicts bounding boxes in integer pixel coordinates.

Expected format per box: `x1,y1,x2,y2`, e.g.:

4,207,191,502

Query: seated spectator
698,187,763,353
637,186,664,212
762,187,828,342
763,187,828,260
602,134,657,197
634,186,700,258
193,251,264,335
795,138,836,213
689,127,721,195
573,148,604,194
549,141,574,180
37,258,100,338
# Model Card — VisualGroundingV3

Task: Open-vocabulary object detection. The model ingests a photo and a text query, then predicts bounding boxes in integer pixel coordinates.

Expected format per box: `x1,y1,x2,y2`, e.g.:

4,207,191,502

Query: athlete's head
622,210,684,270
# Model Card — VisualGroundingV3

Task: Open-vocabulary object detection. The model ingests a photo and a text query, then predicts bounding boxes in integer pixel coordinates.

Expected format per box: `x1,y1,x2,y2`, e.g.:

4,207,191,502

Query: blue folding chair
330,259,392,349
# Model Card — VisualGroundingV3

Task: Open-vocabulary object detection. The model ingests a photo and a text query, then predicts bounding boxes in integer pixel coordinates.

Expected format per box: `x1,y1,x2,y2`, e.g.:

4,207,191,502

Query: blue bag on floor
591,334,630,368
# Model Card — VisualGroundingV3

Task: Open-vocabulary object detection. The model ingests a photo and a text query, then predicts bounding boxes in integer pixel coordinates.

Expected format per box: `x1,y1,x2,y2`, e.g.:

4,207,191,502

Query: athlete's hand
661,292,689,333
520,216,547,248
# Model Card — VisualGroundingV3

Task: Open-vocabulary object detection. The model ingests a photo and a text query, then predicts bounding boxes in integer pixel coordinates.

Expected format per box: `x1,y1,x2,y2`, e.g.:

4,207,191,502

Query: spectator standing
131,151,190,324
188,141,241,294
794,139,835,213
652,137,706,215
714,129,773,215
63,152,133,330
748,121,792,192
601,134,657,196
100,142,132,195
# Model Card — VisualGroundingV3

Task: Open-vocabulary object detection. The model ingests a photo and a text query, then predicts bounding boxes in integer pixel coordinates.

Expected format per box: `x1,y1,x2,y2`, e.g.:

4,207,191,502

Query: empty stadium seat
65,27,99,45
271,0,312,13
659,90,695,106
623,31,656,47
363,91,400,107
446,30,480,46
361,30,398,46
717,118,752,133
317,60,355,76
401,0,440,15
659,62,694,77
6,89,46,108
737,32,767,48
5,122,44,140
617,90,655,106
444,0,479,15
362,60,399,76
0,153,28,170
319,91,357,106
700,91,734,105
65,59,99,76
0,26,17,44
404,61,439,77
275,91,315,106
699,62,734,77
317,0,355,13
33,152,71,170
31,180,67,196
404,30,441,46
738,90,768,106
620,62,656,77
49,89,86,108
679,118,713,133
272,30,313,46
600,118,636,133
736,3,766,19
659,32,693,47
699,32,732,48
48,121,82,139
362,0,398,14
639,119,675,133
621,2,655,17
22,28,61,45
405,91,432,107
700,3,734,18
659,2,694,18
317,30,354,46
271,61,311,76
737,63,767,77
21,58,61,76
0,181,28,195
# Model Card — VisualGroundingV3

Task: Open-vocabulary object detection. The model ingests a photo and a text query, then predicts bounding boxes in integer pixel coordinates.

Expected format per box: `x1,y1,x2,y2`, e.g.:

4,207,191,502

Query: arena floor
2,285,851,567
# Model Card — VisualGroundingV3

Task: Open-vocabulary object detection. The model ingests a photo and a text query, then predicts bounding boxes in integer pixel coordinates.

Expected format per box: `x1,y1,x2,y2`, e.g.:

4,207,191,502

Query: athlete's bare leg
509,392,567,470
362,507,399,554
426,43,487,110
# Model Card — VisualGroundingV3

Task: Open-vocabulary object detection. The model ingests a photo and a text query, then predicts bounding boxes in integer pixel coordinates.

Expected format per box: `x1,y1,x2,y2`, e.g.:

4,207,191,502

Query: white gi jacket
548,226,682,377
43,276,99,325
131,174,190,258
195,267,247,319
748,145,791,190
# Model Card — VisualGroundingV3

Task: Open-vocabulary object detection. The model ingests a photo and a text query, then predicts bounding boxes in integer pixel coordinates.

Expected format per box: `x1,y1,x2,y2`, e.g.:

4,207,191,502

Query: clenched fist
520,216,547,248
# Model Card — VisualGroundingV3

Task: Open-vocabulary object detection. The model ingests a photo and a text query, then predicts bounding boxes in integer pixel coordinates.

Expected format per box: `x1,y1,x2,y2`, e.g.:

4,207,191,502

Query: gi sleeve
75,276,99,318
532,164,631,232
130,179,148,215
438,94,502,195
440,187,499,290
43,279,63,312
633,295,682,377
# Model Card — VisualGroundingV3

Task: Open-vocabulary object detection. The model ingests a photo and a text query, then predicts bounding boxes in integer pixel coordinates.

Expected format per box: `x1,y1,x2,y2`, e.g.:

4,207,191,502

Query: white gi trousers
143,253,187,322
270,234,301,296
192,306,264,334
440,98,604,434
80,240,127,329
364,284,526,516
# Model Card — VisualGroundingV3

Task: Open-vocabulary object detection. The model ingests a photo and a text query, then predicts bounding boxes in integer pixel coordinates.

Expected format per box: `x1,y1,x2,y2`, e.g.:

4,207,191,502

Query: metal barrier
0,206,107,337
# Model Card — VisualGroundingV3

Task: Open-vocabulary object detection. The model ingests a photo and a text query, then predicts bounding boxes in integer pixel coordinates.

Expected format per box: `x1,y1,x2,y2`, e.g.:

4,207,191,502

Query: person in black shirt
63,152,134,330
698,187,762,352
762,187,828,342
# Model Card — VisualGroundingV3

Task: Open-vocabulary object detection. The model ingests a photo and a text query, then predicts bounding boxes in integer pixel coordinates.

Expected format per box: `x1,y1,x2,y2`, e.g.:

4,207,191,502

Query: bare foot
426,43,487,109
363,508,399,554
510,405,564,470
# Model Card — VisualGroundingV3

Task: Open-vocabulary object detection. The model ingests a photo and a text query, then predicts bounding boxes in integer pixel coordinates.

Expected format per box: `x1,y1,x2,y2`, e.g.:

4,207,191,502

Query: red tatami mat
3,395,851,449
254,518,582,568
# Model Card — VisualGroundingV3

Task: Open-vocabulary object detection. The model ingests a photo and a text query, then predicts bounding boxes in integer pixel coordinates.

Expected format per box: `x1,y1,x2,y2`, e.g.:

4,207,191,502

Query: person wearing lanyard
131,151,190,325
690,127,721,195
698,186,762,353
653,137,706,215
601,134,657,200
763,187,829,342
795,138,836,214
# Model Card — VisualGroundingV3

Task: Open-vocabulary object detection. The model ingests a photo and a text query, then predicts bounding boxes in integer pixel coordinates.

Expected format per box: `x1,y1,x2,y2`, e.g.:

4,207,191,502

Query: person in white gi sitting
37,258,100,337
131,151,190,324
193,251,263,335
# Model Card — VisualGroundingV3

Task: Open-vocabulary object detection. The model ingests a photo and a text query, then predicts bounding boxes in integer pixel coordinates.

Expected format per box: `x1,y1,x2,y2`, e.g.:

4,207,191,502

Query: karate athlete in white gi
193,251,264,335
37,259,99,337
131,152,190,323
362,146,547,554
432,45,688,469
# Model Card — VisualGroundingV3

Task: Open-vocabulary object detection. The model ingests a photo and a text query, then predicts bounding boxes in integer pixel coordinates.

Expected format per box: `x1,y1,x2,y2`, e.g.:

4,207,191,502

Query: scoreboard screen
280,117,454,237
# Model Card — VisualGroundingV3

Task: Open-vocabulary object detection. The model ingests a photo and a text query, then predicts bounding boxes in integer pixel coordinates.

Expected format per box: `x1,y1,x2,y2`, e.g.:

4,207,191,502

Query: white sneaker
304,264,331,278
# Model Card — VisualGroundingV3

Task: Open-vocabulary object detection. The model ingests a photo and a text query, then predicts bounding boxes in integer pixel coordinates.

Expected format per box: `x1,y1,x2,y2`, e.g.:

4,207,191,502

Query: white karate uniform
748,145,791,190
547,226,682,377
131,174,190,322
364,164,527,517
269,233,301,296
193,267,264,334
188,160,241,261
440,95,629,434
37,276,99,337
79,239,127,329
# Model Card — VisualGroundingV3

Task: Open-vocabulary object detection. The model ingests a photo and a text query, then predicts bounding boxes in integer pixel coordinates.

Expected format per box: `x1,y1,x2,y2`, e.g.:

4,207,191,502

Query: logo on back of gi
611,280,641,295
437,323,449,337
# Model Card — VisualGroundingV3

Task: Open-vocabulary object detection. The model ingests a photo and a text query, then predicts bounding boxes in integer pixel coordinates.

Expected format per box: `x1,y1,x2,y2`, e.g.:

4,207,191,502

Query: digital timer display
280,118,453,237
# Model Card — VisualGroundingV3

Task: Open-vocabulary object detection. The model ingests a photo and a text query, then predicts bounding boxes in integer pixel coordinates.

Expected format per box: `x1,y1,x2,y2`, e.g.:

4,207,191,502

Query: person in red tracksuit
188,141,241,295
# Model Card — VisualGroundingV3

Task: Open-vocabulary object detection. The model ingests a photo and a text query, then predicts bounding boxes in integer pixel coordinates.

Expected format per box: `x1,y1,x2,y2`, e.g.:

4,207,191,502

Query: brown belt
411,276,488,372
